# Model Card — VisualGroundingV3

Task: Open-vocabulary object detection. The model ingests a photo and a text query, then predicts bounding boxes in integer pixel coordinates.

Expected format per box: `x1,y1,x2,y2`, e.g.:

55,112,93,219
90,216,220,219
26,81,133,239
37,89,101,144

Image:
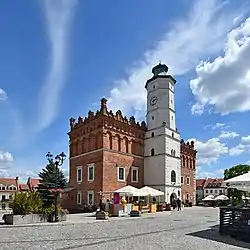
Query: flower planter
96,211,109,220
157,204,164,212
165,204,171,211
149,204,157,213
132,205,139,211
130,210,141,217
4,210,67,225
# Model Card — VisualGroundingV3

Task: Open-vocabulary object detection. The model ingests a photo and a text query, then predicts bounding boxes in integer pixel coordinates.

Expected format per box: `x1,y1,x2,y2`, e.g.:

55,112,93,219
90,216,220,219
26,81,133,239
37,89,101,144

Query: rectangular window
1,195,6,201
210,190,213,193
118,167,125,181
87,190,94,205
88,164,95,181
1,203,6,210
181,176,183,184
76,166,82,183
131,167,138,183
77,191,82,205
205,190,208,193
186,177,190,185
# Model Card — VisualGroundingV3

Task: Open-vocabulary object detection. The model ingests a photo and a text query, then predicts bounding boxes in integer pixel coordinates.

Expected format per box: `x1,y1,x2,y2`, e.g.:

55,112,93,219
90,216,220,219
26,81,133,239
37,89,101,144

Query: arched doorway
170,192,177,206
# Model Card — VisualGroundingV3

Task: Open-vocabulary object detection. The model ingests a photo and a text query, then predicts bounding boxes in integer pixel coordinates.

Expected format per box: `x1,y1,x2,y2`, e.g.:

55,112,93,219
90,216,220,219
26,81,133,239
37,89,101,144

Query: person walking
177,198,182,211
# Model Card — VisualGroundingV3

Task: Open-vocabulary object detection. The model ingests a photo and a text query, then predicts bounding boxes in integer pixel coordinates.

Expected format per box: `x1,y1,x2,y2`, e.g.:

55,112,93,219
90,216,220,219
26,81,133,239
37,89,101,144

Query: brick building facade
66,98,196,209
181,140,197,204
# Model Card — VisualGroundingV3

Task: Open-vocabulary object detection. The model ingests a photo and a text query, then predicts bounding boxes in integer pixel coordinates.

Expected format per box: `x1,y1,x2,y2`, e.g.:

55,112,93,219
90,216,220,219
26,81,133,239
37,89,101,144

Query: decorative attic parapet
181,139,197,155
69,98,147,131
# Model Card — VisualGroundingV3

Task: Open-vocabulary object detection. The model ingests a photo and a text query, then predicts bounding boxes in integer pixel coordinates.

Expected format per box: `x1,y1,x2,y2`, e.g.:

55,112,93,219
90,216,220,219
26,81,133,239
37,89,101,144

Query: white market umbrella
114,185,148,197
202,195,214,201
140,186,164,197
214,194,229,201
223,171,250,185
223,172,250,192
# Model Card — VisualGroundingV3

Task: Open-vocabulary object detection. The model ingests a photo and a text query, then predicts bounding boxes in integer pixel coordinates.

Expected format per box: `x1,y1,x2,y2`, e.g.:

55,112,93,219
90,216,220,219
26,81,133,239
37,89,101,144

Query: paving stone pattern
0,207,250,250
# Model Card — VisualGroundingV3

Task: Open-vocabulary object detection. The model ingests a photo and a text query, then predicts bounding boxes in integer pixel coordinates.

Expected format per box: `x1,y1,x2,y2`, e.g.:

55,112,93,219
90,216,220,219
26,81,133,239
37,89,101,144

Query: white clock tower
144,63,181,204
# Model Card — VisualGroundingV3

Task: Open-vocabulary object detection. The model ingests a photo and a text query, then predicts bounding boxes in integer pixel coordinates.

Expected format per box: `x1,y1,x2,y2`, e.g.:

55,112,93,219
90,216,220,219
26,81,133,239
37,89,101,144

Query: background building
65,64,197,211
196,178,226,203
0,177,19,211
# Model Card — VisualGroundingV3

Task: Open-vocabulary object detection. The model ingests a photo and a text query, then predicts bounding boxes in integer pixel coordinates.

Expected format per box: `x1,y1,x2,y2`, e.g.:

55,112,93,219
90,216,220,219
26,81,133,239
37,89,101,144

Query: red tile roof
28,178,41,188
0,178,17,186
196,178,224,189
19,184,29,191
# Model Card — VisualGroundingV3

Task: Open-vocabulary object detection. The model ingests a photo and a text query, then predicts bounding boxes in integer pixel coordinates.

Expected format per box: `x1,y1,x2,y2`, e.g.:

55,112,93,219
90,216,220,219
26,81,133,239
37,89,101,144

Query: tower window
152,116,154,120
151,132,154,137
172,116,173,120
171,170,176,183
151,148,155,156
171,100,173,103
172,132,174,137
153,85,155,89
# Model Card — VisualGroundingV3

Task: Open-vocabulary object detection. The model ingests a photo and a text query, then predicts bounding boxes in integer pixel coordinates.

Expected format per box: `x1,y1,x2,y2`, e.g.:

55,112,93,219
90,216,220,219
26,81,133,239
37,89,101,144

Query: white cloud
219,131,239,139
37,0,78,131
0,88,7,101
196,167,224,178
191,17,250,115
204,122,231,131
246,160,250,165
0,151,13,165
189,137,228,166
229,135,250,156
107,0,242,115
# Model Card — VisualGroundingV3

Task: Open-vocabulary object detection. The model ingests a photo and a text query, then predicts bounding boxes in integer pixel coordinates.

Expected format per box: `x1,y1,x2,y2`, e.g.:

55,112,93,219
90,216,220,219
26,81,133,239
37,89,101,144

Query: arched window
170,149,173,156
182,156,185,166
171,170,176,183
151,132,154,137
186,157,189,168
173,150,176,157
151,148,155,156
172,132,174,137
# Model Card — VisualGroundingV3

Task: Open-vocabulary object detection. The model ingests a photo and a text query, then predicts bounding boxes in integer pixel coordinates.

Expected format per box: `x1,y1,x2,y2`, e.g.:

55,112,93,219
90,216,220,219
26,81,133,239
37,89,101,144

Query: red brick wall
69,150,103,206
180,141,197,205
102,151,144,192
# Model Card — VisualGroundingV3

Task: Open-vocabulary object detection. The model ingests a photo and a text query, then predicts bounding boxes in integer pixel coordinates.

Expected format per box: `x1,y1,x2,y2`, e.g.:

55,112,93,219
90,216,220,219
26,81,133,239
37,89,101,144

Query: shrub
9,191,54,215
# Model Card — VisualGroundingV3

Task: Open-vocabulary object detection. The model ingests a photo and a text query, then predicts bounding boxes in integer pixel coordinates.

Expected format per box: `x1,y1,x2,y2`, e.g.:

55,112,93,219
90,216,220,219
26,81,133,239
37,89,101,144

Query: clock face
150,96,158,106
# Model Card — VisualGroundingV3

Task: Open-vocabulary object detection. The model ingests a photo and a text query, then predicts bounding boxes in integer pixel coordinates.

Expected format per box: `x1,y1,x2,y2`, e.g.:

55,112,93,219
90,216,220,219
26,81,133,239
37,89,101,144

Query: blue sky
0,0,250,181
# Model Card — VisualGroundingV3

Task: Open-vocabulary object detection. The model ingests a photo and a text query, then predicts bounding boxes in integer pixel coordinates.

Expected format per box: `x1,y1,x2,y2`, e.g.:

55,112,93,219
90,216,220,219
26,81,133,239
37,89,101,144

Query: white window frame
77,191,82,205
87,190,94,205
76,166,82,183
131,166,139,183
186,193,190,201
186,177,190,185
117,167,125,181
87,163,95,182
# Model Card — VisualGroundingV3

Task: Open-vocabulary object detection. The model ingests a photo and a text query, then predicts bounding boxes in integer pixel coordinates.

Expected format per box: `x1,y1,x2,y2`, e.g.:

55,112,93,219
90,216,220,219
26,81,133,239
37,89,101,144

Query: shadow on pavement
187,225,250,249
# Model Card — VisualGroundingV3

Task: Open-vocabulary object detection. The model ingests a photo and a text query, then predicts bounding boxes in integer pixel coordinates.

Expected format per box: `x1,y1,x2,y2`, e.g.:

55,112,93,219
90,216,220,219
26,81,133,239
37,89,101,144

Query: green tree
224,164,250,205
38,163,67,206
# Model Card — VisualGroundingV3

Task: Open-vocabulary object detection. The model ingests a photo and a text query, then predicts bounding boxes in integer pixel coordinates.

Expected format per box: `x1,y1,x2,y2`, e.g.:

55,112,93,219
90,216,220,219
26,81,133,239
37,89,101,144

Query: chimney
15,176,19,192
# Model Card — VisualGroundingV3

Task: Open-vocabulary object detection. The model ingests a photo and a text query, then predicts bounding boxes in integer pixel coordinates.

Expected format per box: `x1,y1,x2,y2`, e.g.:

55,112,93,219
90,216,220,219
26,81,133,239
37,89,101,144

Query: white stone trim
131,166,139,183
87,190,94,205
76,166,82,183
87,163,95,181
117,166,125,182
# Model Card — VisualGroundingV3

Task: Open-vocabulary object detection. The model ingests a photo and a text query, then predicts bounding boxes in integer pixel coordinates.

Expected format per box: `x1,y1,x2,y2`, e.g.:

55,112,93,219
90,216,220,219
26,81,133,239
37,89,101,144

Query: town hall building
65,63,196,210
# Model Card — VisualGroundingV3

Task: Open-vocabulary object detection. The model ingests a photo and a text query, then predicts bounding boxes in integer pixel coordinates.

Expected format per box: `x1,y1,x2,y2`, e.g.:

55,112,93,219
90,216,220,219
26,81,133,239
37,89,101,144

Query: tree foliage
9,191,54,215
38,163,67,206
224,164,250,204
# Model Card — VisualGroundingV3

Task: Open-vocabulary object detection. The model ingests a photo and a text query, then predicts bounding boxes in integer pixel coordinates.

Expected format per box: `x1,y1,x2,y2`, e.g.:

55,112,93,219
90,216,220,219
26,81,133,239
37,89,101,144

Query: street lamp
46,151,66,222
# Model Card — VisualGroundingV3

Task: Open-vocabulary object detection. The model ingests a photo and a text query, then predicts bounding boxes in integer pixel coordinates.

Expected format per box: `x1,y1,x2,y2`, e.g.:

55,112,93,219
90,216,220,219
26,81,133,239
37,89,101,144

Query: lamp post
46,151,66,222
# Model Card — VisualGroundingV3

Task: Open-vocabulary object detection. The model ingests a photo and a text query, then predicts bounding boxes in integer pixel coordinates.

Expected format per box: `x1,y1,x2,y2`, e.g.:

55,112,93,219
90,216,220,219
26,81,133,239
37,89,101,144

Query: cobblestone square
0,207,249,250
